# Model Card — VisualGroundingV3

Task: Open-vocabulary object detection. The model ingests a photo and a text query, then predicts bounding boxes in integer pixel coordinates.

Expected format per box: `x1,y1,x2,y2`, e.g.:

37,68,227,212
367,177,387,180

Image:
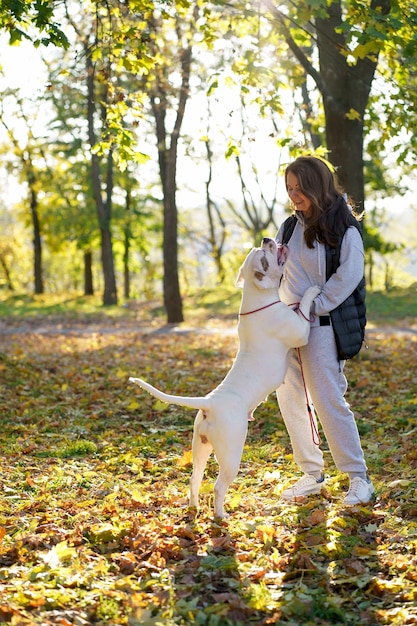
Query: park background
0,2,416,626
0,0,417,319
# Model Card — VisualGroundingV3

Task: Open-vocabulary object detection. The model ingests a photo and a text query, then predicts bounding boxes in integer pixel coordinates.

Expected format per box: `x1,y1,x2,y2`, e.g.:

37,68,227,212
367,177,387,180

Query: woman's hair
285,156,361,248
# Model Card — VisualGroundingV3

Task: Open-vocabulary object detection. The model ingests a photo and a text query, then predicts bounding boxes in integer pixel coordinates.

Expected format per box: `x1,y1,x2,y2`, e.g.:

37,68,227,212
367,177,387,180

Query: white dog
130,238,320,518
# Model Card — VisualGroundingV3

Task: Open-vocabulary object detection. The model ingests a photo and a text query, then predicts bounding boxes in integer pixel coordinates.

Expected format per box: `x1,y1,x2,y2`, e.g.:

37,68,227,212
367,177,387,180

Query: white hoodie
276,218,364,327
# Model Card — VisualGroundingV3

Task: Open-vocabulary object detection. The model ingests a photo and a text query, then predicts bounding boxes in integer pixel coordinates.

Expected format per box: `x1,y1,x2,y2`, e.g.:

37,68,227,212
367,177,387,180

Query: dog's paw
276,243,289,266
306,285,321,299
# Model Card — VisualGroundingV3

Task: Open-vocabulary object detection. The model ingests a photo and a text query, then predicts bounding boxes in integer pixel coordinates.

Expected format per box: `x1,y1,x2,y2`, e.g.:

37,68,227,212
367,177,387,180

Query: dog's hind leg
213,422,247,518
213,457,241,519
189,411,213,510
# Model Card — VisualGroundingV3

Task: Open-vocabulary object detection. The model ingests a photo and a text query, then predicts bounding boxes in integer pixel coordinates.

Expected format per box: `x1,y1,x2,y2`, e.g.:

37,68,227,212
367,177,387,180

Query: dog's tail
129,377,210,411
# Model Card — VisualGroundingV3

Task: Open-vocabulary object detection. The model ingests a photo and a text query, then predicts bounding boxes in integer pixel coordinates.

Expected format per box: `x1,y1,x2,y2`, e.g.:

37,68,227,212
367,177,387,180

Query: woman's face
286,171,312,217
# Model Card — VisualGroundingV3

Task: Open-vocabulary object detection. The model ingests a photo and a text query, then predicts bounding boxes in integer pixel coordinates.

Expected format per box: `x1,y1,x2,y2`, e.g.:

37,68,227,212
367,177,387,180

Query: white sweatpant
276,324,368,476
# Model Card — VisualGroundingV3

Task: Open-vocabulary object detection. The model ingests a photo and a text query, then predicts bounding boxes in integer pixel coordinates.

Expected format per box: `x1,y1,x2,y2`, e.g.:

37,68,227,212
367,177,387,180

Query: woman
275,156,374,505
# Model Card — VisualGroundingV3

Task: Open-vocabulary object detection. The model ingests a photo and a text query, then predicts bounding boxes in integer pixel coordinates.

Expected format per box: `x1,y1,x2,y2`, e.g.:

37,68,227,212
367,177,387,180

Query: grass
365,287,417,325
0,284,415,328
0,292,135,320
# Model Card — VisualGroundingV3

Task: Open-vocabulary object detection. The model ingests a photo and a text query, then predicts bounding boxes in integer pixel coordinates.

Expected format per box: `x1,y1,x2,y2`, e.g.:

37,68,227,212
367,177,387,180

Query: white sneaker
281,473,325,501
343,477,375,505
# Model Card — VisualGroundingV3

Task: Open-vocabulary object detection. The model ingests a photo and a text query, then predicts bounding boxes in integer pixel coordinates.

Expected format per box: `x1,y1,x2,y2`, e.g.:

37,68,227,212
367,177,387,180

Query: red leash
239,300,281,316
288,302,315,323
296,348,321,446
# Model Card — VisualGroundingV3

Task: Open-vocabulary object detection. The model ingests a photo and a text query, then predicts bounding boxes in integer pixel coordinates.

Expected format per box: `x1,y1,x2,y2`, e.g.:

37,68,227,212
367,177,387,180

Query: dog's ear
236,248,257,288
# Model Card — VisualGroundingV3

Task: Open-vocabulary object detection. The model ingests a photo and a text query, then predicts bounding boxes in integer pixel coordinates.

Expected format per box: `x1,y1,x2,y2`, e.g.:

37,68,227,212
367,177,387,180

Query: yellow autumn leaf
153,399,169,411
345,107,361,121
128,400,140,410
262,470,281,483
255,524,276,545
42,541,77,568
353,546,374,556
200,482,214,494
177,449,193,467
325,541,344,554
129,462,142,475
227,492,242,508
131,488,147,503
87,522,128,544
368,577,404,595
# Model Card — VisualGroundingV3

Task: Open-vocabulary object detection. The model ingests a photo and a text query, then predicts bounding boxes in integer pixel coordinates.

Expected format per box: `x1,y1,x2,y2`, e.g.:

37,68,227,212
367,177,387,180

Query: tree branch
262,0,327,96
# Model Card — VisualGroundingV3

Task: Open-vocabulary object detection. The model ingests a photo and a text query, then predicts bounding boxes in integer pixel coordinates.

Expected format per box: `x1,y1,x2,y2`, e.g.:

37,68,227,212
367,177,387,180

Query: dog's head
262,237,289,266
236,237,287,289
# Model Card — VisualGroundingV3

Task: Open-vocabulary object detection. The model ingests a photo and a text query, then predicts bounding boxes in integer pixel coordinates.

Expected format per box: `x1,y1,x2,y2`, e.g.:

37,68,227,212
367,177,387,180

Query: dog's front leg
189,410,213,511
298,285,321,320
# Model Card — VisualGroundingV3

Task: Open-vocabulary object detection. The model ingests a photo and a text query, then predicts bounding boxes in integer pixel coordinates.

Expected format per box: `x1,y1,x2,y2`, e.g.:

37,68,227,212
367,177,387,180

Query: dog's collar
239,300,281,316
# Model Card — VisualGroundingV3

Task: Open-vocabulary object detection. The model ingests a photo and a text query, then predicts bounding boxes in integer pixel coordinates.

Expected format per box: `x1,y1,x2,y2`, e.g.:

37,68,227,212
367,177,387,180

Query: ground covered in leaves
0,316,416,625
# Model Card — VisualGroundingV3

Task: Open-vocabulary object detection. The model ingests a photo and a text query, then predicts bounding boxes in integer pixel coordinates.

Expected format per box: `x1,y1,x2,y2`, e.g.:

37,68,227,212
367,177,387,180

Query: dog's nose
262,237,273,244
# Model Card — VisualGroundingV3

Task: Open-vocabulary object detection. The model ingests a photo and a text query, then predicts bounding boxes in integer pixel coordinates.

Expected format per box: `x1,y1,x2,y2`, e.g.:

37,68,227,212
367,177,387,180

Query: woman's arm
313,227,364,315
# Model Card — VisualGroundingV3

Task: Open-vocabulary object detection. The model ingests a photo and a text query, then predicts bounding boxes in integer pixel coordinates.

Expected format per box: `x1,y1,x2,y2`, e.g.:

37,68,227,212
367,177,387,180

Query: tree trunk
85,42,118,306
162,159,183,323
205,134,226,282
84,250,94,295
123,187,132,300
100,226,117,304
30,184,44,294
123,227,130,300
322,97,366,209
315,1,388,211
368,252,374,288
148,6,199,324
0,253,14,290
